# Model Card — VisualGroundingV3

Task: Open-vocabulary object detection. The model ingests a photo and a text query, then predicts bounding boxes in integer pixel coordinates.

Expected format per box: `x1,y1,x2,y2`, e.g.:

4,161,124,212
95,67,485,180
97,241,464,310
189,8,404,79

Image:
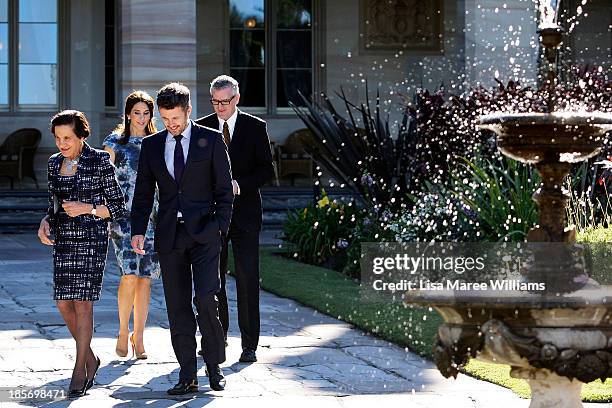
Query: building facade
0,0,610,185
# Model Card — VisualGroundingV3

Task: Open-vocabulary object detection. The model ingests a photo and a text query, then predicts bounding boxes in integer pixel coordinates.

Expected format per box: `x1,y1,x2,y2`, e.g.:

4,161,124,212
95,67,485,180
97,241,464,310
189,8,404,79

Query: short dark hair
156,82,191,111
50,110,91,139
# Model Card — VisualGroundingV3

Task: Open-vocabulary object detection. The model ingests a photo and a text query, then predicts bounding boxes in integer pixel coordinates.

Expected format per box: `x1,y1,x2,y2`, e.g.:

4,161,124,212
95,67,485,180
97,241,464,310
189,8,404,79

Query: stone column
67,0,105,145
120,0,197,114
513,368,584,408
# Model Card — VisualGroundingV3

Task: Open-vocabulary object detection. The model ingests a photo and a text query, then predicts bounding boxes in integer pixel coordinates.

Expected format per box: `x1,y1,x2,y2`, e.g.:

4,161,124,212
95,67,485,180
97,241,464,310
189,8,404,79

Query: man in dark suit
131,83,233,394
196,75,275,363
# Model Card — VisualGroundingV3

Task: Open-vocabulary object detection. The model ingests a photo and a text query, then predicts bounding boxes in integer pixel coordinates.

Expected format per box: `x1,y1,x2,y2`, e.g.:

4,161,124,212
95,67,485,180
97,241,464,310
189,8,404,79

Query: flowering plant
595,157,612,186
283,189,361,269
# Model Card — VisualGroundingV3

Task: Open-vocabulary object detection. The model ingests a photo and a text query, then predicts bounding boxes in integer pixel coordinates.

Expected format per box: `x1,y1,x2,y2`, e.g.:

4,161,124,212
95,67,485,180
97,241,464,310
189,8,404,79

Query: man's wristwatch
90,203,97,217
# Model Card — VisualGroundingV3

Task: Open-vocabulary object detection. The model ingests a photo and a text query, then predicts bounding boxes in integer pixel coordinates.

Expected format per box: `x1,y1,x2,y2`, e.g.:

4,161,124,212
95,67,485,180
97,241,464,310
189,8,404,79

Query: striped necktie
222,121,231,146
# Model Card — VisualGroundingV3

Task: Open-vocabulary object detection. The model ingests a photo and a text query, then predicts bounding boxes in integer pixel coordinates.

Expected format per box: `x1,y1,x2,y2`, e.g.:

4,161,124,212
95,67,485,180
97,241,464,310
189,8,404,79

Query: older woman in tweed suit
37,110,126,398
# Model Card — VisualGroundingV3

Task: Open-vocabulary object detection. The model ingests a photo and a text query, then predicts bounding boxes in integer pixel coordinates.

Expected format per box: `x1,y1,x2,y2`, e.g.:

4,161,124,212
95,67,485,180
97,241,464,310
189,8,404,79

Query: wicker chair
0,128,42,189
276,129,314,185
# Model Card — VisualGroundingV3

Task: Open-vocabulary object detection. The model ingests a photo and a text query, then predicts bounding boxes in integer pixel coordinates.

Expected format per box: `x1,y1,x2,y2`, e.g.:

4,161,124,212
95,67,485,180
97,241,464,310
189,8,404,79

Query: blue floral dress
103,132,160,279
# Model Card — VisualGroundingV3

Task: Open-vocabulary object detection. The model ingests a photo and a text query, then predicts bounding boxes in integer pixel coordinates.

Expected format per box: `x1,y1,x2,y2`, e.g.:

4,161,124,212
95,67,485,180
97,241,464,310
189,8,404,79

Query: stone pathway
0,233,608,407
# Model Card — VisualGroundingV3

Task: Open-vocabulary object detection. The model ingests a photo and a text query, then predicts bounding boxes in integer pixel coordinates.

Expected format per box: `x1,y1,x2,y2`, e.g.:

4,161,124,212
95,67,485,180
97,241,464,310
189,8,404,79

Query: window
104,0,116,108
0,0,8,105
229,0,314,114
0,0,59,110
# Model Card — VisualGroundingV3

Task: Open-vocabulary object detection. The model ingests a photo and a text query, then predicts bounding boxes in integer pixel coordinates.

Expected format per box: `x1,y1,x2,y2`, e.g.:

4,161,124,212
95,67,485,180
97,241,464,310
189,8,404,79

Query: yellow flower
302,207,308,219
317,196,330,208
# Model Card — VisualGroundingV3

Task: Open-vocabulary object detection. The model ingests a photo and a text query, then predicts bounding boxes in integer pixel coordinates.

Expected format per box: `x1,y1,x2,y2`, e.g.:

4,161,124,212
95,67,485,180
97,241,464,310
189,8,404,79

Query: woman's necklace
64,155,80,173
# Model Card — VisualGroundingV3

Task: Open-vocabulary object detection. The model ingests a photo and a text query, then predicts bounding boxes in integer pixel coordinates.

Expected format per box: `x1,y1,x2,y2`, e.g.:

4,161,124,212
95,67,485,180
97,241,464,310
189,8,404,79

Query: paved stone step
0,187,357,235
0,188,356,209
0,188,358,233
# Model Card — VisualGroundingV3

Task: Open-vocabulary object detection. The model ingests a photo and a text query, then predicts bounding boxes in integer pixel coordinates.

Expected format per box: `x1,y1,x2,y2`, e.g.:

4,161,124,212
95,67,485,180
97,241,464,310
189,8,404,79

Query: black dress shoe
167,379,198,395
239,348,257,363
206,364,225,391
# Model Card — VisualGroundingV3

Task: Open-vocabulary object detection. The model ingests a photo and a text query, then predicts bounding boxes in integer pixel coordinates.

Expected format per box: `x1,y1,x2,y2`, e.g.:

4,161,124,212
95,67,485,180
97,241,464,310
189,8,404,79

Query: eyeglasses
210,95,236,106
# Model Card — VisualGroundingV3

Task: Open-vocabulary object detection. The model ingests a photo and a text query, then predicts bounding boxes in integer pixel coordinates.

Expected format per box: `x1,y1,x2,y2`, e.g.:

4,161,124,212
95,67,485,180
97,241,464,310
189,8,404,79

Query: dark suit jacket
196,110,275,232
131,121,234,253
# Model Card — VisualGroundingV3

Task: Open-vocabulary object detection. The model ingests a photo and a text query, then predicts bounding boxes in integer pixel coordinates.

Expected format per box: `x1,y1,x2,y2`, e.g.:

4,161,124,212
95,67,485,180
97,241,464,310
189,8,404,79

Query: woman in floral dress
103,91,160,359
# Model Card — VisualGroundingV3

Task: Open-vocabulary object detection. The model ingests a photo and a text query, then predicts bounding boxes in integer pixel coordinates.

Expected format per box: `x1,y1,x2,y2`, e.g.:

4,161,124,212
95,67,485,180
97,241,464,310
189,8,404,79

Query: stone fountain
402,2,612,407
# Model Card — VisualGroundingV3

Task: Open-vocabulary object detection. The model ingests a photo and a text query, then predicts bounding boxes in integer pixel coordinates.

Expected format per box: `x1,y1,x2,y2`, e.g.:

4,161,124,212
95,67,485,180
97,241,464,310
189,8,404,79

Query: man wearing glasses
196,75,275,363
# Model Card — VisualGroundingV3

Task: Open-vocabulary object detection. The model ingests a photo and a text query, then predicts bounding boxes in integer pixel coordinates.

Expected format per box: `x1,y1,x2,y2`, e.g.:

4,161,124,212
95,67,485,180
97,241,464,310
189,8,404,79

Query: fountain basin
404,289,612,407
478,112,612,164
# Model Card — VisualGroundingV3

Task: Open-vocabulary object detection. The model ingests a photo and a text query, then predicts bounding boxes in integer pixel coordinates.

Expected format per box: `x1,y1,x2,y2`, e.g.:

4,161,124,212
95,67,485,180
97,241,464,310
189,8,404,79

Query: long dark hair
114,91,157,145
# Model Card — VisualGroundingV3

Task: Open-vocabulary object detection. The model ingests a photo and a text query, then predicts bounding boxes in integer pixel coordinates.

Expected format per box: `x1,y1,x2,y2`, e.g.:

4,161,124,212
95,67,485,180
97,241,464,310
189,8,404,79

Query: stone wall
120,0,198,117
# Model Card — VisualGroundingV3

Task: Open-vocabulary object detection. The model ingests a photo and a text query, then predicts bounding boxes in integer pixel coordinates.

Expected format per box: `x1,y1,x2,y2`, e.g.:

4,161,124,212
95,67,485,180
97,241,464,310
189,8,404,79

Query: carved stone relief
361,0,442,52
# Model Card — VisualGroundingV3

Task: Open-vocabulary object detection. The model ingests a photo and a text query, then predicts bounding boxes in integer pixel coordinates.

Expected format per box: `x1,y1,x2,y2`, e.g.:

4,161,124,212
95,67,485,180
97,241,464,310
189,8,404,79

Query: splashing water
538,0,561,29
537,0,591,33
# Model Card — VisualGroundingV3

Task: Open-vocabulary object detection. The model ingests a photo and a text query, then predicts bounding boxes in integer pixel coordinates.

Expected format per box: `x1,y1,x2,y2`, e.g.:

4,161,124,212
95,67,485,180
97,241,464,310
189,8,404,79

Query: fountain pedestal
480,113,612,293
516,369,583,408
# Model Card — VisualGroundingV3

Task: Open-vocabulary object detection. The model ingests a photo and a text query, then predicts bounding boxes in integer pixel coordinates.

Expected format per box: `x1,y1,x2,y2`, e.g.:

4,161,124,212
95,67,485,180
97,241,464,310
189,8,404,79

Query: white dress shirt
164,120,192,217
218,109,238,143
217,110,240,195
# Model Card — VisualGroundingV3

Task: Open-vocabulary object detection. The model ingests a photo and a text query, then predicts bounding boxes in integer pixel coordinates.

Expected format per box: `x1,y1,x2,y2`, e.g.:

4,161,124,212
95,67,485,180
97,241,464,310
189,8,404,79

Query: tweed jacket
47,142,126,230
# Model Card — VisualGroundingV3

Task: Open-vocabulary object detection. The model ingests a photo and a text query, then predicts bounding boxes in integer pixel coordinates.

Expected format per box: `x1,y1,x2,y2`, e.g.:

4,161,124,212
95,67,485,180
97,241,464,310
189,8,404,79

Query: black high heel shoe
67,381,87,399
85,355,101,391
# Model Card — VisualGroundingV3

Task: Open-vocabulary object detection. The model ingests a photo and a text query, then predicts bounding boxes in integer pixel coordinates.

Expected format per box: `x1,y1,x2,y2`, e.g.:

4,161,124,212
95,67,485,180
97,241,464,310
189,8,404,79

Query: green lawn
242,242,612,402
465,359,612,402
250,247,441,357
